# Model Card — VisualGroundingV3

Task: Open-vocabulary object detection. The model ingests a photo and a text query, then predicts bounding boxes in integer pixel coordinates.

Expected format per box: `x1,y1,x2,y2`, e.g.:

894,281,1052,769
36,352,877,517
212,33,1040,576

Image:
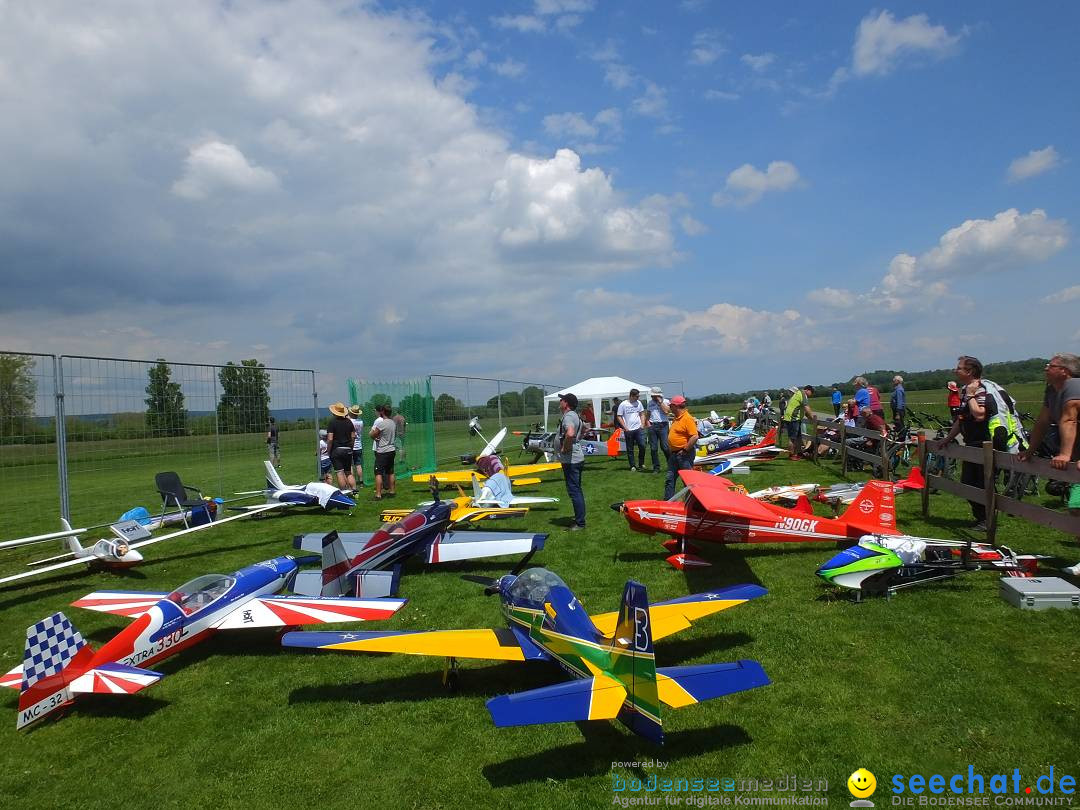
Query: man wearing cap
644,386,670,473
664,396,698,500
326,403,356,492
557,393,586,530
617,388,647,471
348,405,365,487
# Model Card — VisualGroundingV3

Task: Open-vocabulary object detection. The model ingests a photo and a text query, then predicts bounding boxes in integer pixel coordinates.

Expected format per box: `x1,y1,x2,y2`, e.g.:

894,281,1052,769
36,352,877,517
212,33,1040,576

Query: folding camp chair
155,471,207,529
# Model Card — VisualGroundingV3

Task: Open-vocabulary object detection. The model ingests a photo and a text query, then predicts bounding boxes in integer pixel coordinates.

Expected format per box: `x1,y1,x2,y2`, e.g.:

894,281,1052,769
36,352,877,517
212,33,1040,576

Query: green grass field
1,424,1078,809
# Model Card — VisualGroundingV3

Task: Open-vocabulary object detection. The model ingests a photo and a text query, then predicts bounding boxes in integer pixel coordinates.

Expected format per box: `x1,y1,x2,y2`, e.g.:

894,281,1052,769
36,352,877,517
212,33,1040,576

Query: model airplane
695,428,782,469
517,423,625,462
282,566,769,744
0,508,281,587
817,534,1041,599
613,469,900,569
293,488,547,598
233,462,355,513
414,420,563,485
742,468,925,509
3,554,406,729
384,447,557,525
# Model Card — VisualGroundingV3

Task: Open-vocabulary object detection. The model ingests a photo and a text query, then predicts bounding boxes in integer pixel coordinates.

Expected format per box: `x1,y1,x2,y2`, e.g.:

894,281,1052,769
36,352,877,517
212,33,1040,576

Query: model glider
0,507,281,588
282,567,769,744
613,469,901,569
817,534,1041,599
294,490,546,598
3,554,406,729
233,462,355,513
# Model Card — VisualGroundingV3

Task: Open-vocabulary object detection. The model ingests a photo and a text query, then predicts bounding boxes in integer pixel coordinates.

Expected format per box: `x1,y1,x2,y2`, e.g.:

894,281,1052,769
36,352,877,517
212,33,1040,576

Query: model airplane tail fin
897,466,924,490
609,580,663,744
59,518,86,556
761,427,777,445
839,480,897,534
264,460,287,492
318,530,354,597
606,428,623,456
16,612,91,729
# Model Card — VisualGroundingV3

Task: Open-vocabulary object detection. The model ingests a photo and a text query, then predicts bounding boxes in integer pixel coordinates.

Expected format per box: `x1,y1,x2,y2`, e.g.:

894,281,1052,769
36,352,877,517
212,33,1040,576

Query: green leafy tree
434,393,465,421
217,359,271,434
522,386,545,414
398,393,427,423
145,359,187,436
0,353,37,439
486,390,523,416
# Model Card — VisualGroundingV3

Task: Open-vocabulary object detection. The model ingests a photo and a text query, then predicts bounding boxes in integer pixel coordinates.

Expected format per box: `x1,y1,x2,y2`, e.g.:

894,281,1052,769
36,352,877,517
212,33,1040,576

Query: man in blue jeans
617,388,647,470
644,386,670,472
556,392,586,530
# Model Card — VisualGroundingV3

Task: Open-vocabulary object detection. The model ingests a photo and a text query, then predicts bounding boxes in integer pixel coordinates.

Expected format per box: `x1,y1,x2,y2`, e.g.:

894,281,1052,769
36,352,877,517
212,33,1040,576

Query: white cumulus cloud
713,160,801,207
1007,146,1061,183
741,52,776,72
172,141,278,200
852,10,963,77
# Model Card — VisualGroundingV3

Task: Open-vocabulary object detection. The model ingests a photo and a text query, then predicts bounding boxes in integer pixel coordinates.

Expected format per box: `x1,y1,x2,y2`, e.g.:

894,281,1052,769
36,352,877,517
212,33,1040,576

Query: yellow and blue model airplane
282,567,769,744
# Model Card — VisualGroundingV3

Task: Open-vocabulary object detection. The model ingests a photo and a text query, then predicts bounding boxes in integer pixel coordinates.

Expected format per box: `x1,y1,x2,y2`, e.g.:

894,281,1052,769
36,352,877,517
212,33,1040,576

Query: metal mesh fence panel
346,378,434,484
58,356,316,528
0,352,60,539
428,375,562,468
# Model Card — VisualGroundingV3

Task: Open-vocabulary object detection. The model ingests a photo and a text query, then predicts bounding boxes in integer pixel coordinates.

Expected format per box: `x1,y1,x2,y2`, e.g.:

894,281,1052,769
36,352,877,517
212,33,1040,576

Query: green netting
346,377,435,485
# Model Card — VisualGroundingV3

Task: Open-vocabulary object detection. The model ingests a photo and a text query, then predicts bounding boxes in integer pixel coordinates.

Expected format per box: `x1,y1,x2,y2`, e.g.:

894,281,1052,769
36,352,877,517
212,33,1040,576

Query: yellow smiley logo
848,768,877,799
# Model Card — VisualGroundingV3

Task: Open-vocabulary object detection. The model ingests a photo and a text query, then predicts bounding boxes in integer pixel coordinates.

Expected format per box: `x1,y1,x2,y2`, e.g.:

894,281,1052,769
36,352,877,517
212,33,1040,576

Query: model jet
3,554,406,729
234,462,355,513
282,567,769,744
817,534,1041,599
293,487,546,598
613,469,900,569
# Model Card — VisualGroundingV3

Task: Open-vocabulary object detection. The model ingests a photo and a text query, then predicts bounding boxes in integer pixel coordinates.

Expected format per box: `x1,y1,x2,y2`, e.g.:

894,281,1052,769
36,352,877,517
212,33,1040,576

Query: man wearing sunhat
557,392,586,530
326,402,356,492
664,395,698,500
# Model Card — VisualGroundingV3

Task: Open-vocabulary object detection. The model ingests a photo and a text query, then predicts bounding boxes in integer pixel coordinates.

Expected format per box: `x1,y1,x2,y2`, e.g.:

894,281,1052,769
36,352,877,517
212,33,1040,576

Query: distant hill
689,357,1050,406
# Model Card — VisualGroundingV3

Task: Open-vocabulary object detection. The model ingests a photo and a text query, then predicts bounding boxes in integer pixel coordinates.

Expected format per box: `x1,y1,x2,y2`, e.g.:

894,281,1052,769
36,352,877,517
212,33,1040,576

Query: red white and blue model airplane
293,489,546,598
3,554,405,729
282,567,769,744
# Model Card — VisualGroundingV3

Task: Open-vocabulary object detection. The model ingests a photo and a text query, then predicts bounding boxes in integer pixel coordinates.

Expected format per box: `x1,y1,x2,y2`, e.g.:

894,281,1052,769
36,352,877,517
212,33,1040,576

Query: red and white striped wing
212,596,407,629
68,663,162,695
1,664,23,690
71,591,169,617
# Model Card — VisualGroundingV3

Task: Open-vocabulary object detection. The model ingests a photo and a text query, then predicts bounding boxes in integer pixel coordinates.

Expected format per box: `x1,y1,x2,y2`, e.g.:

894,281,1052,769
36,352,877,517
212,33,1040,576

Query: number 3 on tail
633,607,649,651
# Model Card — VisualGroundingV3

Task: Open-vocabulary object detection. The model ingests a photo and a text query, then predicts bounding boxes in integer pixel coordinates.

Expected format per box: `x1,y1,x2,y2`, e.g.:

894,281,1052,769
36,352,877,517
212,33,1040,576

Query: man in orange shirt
664,395,699,499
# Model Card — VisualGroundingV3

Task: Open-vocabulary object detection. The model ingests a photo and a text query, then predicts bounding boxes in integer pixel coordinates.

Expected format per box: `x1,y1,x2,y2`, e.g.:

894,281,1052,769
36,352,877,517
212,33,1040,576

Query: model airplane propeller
283,567,769,744
4,554,406,729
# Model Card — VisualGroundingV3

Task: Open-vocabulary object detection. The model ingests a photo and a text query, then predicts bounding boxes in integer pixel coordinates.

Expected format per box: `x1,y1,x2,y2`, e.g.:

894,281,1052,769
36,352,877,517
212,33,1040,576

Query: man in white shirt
617,388,647,471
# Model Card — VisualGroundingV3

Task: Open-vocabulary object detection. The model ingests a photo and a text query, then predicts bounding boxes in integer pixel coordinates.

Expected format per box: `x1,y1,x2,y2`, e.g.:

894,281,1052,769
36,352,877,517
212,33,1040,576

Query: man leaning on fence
939,356,992,531
557,393,586,531
1020,353,1080,516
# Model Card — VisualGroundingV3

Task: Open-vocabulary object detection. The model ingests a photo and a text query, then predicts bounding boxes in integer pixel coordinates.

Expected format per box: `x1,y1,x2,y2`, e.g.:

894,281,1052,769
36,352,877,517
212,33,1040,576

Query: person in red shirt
947,381,962,421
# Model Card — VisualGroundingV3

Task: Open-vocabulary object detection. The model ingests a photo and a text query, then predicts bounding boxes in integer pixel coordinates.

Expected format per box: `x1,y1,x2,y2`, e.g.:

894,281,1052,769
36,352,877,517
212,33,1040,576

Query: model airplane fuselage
614,469,900,569
283,567,769,744
4,555,405,729
235,462,354,513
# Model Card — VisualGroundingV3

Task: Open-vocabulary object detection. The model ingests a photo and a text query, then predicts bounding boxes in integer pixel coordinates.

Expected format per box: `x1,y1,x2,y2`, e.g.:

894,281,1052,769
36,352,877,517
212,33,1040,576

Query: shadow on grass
482,723,752,787
286,660,555,706
656,631,755,664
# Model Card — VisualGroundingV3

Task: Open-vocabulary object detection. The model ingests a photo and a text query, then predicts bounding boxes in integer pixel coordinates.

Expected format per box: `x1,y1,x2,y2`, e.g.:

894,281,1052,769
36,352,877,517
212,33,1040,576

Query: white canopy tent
543,376,655,429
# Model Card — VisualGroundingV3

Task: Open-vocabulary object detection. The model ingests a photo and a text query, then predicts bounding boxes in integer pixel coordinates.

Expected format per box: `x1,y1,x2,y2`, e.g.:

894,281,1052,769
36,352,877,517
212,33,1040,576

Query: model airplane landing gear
442,656,460,692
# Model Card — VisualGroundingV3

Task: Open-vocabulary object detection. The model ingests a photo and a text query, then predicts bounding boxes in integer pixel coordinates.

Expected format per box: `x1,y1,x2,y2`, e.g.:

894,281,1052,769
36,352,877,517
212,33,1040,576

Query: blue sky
0,1,1076,398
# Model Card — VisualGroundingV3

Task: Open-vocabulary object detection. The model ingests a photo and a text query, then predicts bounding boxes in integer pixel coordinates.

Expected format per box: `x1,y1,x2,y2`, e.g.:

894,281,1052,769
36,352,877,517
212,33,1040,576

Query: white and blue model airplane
234,462,355,514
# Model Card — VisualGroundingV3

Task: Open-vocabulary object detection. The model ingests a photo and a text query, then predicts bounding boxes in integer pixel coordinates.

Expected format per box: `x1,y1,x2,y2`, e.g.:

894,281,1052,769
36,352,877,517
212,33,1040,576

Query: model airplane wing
68,663,163,695
679,470,779,521
281,627,528,660
486,673,627,727
127,505,282,550
212,595,406,629
590,584,767,641
410,461,562,485
655,661,770,708
71,590,171,617
426,531,546,564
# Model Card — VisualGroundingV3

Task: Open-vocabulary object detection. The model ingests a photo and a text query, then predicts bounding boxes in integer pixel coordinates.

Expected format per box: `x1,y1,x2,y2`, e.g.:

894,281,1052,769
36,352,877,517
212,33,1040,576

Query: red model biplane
614,469,900,569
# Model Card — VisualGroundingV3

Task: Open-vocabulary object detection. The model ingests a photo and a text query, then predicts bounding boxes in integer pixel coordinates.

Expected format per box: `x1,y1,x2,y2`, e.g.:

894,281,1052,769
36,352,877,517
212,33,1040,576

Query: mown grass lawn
0,438,1078,810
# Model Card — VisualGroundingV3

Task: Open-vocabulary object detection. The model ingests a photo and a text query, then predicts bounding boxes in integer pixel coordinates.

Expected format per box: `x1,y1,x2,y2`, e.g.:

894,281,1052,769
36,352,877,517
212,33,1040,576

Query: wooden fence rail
920,439,1080,542
807,417,898,482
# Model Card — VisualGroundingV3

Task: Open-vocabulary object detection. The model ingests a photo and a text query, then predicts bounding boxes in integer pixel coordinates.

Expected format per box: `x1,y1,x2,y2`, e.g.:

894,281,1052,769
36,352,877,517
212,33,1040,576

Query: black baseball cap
560,392,578,409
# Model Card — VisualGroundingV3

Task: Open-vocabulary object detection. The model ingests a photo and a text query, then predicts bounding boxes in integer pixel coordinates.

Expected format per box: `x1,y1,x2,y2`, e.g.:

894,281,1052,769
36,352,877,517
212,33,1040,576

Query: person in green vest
783,385,815,460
